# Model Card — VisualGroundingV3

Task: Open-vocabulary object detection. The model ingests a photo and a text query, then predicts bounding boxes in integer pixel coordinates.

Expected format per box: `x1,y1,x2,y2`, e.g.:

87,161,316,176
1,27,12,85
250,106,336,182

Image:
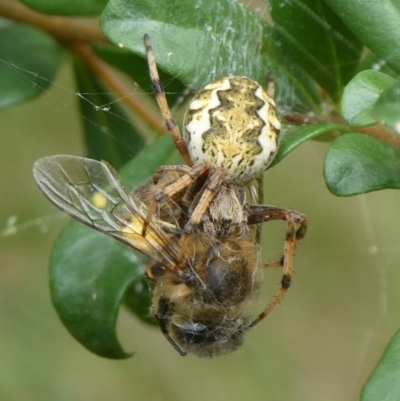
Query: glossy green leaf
73,56,144,169
51,224,147,358
270,122,349,168
93,43,187,106
101,0,271,90
373,81,400,134
341,70,396,128
266,31,323,113
0,22,64,109
101,0,324,114
324,133,400,196
50,136,177,359
361,330,400,401
269,0,362,101
323,0,400,76
123,276,154,325
19,0,107,16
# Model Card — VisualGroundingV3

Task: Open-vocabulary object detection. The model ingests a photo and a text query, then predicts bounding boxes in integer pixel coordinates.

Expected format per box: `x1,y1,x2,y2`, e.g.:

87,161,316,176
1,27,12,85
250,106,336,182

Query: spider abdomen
184,76,281,183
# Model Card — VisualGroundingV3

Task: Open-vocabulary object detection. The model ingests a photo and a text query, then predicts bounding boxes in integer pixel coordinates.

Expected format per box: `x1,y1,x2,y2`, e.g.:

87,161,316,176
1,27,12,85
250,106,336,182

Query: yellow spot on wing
91,192,108,209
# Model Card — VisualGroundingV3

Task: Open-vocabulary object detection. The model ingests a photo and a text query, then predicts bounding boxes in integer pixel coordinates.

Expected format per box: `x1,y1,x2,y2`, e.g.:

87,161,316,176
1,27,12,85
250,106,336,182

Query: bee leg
245,205,307,326
154,297,187,356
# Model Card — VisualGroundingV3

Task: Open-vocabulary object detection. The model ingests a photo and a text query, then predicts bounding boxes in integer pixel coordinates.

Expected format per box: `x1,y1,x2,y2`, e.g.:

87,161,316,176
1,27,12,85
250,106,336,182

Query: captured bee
33,155,262,357
33,154,305,357
33,35,307,357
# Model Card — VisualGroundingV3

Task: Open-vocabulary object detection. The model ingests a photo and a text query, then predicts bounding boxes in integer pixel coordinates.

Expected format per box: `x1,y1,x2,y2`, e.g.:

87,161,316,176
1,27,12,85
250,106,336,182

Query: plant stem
0,0,107,44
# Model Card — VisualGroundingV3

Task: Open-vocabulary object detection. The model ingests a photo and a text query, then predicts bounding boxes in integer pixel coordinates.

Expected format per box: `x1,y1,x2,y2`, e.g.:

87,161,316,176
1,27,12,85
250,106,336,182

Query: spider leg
176,168,226,263
152,165,191,184
144,34,193,167
142,162,210,235
262,208,306,267
267,75,275,99
245,205,307,326
246,205,307,247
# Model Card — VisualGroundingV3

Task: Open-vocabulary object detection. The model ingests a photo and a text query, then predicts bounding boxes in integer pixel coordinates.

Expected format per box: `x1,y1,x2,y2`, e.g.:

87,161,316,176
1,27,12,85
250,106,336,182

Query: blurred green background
1,59,400,401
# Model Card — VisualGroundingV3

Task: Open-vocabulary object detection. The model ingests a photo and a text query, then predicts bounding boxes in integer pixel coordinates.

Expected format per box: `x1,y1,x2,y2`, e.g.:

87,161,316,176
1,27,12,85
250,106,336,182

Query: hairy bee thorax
184,76,281,184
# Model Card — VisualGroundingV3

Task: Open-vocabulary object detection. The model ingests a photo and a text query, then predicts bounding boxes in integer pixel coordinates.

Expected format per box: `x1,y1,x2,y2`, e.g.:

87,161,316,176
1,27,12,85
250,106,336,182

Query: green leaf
323,0,400,76
101,0,323,114
269,0,362,101
100,0,274,90
72,56,144,169
373,81,400,134
93,43,187,106
270,122,349,168
266,31,323,113
0,22,64,109
324,133,400,196
123,276,154,325
361,330,400,401
341,70,396,128
50,136,177,359
51,224,147,358
19,0,108,16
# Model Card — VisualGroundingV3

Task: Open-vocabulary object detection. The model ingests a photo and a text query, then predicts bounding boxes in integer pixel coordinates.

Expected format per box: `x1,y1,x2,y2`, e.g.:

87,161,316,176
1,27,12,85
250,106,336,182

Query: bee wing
33,155,179,268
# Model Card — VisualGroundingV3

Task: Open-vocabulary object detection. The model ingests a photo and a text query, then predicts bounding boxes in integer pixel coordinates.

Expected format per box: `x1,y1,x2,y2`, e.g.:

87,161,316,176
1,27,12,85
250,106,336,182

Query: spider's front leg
175,167,227,263
142,162,210,235
143,166,226,267
144,34,193,167
246,205,307,326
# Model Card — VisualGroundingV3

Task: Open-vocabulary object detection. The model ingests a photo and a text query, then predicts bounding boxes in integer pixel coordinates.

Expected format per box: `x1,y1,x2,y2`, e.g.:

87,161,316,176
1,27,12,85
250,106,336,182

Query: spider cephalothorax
144,75,283,248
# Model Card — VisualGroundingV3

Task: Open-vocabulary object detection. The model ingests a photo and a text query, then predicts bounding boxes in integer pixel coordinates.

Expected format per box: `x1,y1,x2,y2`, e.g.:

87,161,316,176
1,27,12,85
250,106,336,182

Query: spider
142,34,307,316
32,35,308,357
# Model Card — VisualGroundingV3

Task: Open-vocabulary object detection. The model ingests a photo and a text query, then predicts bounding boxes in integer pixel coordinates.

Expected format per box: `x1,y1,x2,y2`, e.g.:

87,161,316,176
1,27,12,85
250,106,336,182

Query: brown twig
0,0,108,44
285,112,400,150
358,125,400,150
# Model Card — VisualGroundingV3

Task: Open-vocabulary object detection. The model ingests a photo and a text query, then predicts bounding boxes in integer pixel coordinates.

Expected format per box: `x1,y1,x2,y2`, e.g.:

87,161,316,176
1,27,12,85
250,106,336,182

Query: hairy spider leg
142,162,210,236
144,165,227,268
245,205,307,326
175,167,227,263
144,34,193,167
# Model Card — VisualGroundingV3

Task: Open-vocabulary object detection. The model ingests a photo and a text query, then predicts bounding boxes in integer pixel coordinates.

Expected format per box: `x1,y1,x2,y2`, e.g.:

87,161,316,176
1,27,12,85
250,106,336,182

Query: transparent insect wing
33,155,179,268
